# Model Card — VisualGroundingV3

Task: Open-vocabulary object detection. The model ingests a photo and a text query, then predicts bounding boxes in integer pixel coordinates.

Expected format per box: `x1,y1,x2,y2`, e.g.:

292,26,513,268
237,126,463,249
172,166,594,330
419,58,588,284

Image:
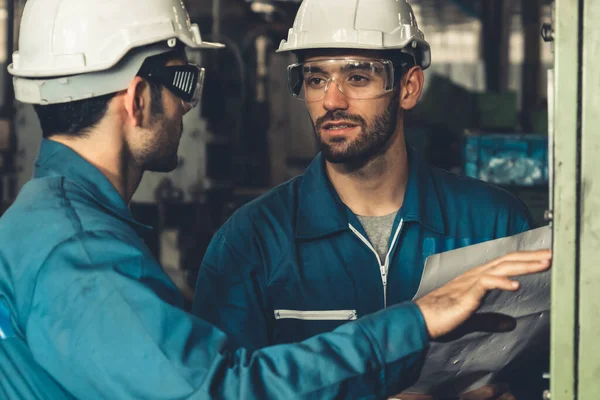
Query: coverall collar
295,147,445,239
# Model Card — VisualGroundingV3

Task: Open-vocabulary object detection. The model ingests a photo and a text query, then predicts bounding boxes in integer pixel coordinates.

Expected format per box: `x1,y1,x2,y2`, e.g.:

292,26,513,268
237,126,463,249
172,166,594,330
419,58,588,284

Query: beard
313,91,400,170
133,84,182,173
139,116,183,173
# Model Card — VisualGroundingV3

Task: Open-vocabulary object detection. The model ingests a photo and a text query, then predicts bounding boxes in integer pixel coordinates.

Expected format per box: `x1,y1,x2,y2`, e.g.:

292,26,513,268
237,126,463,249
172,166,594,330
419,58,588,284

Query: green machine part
551,0,600,398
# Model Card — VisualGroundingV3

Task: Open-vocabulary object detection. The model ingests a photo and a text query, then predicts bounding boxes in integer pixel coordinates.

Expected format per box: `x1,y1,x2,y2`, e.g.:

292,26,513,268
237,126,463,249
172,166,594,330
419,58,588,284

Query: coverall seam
25,229,139,331
198,233,273,351
354,323,388,390
23,178,85,330
517,216,530,233
24,230,110,331
357,305,429,396
232,332,387,400
59,176,84,232
203,231,258,274
224,232,275,308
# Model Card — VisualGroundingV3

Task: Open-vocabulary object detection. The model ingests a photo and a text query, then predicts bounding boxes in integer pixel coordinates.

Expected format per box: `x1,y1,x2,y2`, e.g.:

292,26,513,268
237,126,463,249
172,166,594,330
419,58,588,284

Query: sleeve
192,231,270,351
25,231,429,400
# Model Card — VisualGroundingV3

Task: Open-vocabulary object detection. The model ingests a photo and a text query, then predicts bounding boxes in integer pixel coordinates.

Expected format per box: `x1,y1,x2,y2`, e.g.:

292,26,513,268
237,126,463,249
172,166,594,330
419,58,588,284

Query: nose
322,80,349,112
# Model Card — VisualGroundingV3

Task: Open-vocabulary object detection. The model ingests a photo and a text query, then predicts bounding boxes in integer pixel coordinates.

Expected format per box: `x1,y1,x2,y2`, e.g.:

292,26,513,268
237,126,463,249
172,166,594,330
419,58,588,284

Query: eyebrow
340,63,374,73
303,62,375,74
303,65,326,74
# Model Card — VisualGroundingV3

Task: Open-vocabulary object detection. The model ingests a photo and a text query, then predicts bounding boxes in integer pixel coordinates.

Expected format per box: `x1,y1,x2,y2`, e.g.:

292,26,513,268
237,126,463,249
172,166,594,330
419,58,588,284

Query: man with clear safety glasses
193,0,538,399
287,56,407,104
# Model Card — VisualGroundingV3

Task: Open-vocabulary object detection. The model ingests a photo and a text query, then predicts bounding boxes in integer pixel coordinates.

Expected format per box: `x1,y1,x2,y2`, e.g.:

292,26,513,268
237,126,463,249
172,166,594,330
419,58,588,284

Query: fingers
476,275,522,292
468,250,551,277
416,250,551,340
483,249,552,269
487,258,551,278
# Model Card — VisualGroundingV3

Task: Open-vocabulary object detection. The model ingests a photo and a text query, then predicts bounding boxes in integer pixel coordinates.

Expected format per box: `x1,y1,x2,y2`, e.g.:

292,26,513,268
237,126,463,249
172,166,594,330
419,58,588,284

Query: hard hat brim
9,36,225,78
276,39,431,70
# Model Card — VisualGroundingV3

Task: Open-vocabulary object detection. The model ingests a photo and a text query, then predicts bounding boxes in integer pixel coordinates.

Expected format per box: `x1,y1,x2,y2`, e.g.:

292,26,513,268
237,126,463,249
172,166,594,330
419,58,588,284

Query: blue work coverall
193,150,533,351
0,140,429,399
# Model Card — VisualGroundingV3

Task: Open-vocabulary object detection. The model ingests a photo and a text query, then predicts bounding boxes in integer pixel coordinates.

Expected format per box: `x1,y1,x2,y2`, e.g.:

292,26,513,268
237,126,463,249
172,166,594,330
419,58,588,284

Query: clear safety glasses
138,62,205,108
287,58,397,103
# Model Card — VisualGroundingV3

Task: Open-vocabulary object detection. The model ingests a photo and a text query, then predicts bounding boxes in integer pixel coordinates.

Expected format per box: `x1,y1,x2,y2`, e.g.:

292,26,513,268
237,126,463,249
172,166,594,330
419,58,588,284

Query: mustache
315,111,366,131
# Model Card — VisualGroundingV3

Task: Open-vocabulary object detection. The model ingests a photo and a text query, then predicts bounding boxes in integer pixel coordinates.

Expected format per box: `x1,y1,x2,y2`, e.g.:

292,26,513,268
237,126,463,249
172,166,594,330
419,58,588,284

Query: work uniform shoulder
430,166,528,212
427,166,533,235
10,175,137,236
2,176,148,270
218,176,302,242
5,179,147,270
205,176,303,273
43,229,153,267
0,179,152,328
1,177,82,246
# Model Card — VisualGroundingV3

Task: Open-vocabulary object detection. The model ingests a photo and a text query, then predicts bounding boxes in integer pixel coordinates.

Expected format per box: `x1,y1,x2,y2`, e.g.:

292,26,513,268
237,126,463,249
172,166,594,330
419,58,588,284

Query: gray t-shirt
356,210,399,262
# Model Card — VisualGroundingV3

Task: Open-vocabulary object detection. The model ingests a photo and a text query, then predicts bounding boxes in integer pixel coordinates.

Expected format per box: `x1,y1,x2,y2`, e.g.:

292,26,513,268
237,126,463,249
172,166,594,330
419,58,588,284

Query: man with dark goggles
137,56,205,109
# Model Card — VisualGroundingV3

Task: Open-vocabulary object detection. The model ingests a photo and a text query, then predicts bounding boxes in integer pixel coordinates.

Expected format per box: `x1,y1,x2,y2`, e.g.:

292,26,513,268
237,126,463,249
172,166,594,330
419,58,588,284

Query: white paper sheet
403,226,551,396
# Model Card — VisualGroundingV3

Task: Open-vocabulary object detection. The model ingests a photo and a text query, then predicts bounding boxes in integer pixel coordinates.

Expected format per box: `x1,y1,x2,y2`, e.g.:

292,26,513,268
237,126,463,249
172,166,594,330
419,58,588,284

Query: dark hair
390,52,416,88
34,47,185,139
142,49,187,117
34,93,117,139
148,81,164,117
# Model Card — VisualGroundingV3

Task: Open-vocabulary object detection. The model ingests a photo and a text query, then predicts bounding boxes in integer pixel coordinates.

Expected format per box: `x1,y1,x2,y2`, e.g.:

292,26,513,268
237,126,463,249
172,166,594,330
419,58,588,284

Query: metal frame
551,0,578,398
550,0,579,394
552,0,600,397
578,0,600,397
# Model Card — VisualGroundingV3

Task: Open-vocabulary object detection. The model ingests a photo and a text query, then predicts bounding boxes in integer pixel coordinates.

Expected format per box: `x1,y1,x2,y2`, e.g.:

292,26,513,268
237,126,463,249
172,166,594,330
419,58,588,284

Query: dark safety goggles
138,63,205,108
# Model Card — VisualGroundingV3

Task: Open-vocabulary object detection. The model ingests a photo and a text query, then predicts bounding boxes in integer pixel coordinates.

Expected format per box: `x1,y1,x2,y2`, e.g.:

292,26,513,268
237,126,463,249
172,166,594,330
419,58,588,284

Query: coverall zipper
349,219,404,308
274,309,358,321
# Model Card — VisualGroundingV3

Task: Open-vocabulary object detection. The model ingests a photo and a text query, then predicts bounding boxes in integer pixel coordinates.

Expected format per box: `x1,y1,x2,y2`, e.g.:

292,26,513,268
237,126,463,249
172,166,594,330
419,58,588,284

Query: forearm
208,302,429,399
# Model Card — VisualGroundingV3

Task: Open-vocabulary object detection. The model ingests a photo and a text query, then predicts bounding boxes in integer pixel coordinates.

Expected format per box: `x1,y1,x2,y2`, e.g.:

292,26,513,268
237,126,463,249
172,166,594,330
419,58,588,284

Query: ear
123,76,148,127
399,66,424,111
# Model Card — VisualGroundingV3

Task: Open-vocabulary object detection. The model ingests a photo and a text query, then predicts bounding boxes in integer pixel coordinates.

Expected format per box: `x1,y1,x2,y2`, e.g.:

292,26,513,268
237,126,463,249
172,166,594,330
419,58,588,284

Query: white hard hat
277,0,431,69
8,0,224,104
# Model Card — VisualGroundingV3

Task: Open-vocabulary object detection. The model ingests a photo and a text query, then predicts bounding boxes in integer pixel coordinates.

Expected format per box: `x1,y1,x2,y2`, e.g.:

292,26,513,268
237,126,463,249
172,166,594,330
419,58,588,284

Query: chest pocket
262,237,368,344
266,278,358,345
274,309,357,321
0,302,15,340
